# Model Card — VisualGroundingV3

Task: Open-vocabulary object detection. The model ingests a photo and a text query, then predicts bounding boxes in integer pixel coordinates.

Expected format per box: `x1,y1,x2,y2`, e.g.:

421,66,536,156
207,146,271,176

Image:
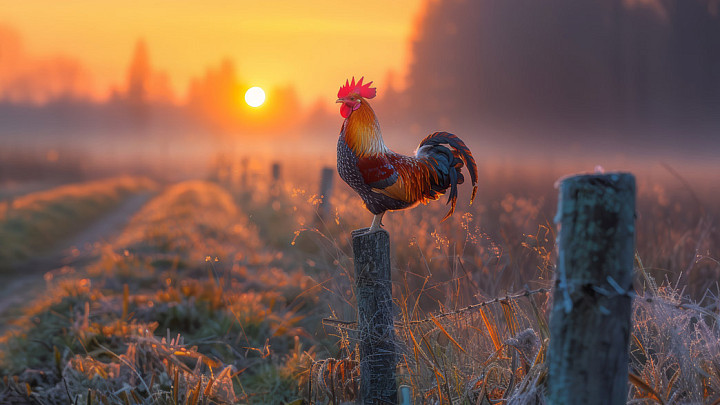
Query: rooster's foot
366,212,385,234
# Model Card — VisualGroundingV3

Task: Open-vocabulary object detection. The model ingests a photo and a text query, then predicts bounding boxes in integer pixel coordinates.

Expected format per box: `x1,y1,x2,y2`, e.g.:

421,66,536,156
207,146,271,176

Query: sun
244,87,266,107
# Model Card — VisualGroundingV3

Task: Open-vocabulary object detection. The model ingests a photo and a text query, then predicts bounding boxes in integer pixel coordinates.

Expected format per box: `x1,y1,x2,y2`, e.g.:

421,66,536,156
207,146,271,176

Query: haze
1,0,719,186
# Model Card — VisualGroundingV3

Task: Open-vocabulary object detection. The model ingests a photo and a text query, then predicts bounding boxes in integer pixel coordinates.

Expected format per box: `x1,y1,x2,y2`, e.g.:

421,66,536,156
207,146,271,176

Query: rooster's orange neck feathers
343,100,388,157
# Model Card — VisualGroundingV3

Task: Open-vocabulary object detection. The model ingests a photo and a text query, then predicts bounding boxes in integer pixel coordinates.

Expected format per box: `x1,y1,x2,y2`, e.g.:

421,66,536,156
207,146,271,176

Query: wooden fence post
548,173,636,405
270,162,282,197
271,162,281,183
352,228,397,404
317,167,334,219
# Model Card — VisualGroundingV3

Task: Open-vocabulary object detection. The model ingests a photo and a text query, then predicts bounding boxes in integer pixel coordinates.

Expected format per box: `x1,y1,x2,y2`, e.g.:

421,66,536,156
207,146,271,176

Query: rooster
336,77,478,233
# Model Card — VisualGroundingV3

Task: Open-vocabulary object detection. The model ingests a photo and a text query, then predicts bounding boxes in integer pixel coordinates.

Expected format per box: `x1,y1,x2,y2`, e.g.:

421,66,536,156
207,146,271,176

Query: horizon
1,0,422,106
1,0,719,184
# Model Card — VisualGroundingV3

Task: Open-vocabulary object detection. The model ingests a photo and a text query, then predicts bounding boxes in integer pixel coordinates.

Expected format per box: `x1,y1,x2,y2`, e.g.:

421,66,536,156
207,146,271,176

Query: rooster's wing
357,154,438,205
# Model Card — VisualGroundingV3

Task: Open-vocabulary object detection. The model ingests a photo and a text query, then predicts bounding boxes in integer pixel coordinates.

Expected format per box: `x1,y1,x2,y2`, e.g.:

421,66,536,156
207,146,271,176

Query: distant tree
0,24,94,104
185,59,302,135
126,39,150,104
125,39,151,125
403,0,720,142
186,59,241,131
667,0,720,119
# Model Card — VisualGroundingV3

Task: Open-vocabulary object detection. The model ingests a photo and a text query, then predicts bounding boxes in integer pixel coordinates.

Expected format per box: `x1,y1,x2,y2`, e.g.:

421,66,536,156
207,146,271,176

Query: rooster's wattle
336,77,478,233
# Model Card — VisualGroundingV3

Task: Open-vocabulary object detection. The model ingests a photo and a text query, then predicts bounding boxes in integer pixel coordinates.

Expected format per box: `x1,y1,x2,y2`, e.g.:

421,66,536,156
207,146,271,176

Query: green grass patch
0,176,156,267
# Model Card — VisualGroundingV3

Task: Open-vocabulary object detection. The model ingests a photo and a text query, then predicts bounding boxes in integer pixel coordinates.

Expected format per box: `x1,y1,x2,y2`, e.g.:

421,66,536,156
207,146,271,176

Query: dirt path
0,192,154,331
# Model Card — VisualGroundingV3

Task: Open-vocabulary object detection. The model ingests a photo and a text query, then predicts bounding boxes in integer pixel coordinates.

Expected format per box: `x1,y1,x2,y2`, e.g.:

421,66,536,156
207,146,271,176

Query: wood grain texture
352,228,397,404
548,173,636,405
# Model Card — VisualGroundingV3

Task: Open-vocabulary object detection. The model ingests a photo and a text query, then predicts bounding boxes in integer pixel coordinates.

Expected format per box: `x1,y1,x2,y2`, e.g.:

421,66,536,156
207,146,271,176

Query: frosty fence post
352,228,397,404
548,173,636,405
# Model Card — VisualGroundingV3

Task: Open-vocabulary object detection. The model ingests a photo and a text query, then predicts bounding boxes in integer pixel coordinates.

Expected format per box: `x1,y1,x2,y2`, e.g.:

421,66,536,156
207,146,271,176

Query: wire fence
314,279,720,404
322,287,550,331
312,288,552,403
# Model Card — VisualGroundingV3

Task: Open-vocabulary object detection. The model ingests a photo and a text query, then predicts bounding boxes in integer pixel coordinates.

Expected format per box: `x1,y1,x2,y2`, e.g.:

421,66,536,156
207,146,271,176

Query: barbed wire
322,287,720,333
322,288,551,331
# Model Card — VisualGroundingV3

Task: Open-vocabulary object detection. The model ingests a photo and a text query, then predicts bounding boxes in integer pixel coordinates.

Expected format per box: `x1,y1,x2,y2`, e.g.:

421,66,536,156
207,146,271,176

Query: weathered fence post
317,167,334,219
270,162,282,197
548,173,636,405
271,162,281,183
352,228,397,404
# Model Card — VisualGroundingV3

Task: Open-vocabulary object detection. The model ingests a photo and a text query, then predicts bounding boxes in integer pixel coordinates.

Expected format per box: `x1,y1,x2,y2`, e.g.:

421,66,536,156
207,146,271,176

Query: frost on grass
0,180,319,404
2,162,718,403
14,324,238,404
630,286,720,403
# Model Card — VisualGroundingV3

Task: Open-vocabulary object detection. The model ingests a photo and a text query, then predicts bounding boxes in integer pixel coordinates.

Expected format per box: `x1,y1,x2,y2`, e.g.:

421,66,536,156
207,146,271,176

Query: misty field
0,158,718,404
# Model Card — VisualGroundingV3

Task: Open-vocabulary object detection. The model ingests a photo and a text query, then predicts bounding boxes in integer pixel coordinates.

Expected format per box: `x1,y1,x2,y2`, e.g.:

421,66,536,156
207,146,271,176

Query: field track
0,192,154,333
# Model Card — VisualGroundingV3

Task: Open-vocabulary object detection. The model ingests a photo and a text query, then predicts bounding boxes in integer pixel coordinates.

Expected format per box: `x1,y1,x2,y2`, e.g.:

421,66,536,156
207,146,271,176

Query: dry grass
227,158,719,404
0,180,319,404
0,156,718,404
629,284,720,403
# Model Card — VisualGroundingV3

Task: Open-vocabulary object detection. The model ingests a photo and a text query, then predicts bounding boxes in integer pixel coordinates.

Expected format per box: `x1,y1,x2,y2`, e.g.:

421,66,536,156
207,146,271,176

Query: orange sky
1,0,424,105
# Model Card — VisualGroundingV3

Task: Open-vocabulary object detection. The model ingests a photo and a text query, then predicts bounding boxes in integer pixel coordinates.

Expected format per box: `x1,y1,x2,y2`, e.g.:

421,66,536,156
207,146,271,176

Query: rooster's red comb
338,77,376,99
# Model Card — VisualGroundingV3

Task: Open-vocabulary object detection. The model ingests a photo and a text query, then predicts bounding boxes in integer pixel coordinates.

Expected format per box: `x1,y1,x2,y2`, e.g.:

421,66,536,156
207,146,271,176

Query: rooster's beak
336,98,343,103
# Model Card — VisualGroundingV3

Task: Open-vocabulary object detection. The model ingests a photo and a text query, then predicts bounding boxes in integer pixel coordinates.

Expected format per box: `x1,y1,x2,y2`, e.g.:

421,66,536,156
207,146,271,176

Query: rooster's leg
367,212,385,233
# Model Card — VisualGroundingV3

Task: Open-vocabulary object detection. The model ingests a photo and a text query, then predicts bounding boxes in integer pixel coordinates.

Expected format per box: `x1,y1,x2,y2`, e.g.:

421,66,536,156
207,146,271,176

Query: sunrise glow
245,87,266,108
0,0,423,103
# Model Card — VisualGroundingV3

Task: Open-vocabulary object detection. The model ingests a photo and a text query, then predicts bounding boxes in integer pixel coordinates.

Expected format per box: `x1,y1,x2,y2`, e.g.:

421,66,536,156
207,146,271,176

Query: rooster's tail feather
417,132,478,221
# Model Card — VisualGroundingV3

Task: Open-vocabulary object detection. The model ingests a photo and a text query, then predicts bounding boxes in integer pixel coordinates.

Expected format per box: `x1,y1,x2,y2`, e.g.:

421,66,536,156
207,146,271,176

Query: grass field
0,177,156,267
0,160,718,404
